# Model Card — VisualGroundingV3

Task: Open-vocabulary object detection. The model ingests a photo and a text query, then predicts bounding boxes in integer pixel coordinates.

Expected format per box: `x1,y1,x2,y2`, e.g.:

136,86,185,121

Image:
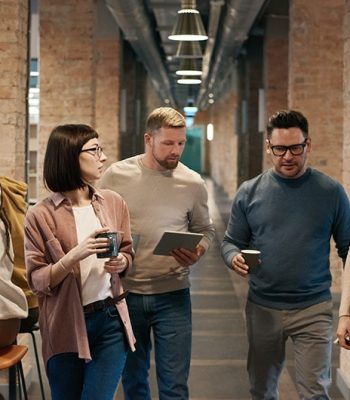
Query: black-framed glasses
80,146,103,158
268,139,307,157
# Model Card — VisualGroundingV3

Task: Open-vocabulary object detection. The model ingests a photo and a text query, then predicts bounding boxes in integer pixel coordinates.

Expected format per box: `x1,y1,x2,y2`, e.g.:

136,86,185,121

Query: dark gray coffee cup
241,249,261,273
96,232,118,258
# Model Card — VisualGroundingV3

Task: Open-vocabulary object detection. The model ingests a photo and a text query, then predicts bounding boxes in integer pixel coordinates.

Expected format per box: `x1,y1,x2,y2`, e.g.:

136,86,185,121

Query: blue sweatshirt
221,168,350,309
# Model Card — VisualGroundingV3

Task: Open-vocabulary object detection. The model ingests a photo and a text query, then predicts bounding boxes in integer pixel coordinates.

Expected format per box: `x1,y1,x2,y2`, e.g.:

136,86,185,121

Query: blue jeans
122,289,192,400
47,305,128,400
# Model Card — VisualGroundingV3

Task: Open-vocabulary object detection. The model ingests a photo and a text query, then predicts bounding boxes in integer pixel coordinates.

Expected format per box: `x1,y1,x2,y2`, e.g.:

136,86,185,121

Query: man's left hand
171,244,205,267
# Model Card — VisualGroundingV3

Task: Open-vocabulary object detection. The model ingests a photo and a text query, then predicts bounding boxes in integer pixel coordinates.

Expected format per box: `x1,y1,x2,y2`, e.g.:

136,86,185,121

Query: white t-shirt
0,220,28,319
73,205,112,306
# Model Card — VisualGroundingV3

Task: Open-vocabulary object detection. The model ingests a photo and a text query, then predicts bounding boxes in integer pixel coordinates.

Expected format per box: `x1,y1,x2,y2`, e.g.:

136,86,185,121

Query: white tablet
153,231,204,256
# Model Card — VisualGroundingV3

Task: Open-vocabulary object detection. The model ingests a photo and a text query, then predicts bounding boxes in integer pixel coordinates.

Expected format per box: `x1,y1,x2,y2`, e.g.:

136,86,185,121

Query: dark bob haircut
43,124,98,192
267,110,308,139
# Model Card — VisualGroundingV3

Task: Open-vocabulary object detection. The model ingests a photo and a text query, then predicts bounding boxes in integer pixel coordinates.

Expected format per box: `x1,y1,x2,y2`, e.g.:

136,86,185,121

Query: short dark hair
146,107,185,134
267,110,308,138
44,124,98,192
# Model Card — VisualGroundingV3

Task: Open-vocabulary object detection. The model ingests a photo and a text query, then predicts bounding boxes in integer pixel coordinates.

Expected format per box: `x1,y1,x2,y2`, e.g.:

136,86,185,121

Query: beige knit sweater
99,155,215,294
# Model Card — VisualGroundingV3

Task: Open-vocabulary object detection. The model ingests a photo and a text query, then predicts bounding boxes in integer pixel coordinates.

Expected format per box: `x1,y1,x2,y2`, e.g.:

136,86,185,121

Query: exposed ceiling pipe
197,0,224,103
105,0,176,106
197,0,266,109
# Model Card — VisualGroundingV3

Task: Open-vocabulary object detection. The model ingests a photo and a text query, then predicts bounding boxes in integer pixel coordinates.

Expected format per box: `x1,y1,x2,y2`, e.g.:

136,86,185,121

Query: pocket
106,305,119,318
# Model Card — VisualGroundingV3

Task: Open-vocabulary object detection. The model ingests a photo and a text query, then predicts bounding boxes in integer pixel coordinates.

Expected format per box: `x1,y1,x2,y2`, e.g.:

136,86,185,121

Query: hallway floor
26,178,344,400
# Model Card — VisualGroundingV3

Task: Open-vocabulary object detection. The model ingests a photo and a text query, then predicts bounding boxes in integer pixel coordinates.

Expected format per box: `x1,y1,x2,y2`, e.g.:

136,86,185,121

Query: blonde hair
146,107,185,134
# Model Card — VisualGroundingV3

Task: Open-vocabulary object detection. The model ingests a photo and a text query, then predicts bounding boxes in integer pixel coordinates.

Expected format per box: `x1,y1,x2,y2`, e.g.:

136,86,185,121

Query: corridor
1,1,350,399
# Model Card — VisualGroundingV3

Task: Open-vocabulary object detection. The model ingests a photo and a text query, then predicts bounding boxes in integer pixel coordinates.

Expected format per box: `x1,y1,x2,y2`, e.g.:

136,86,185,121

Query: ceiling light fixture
177,76,202,85
184,106,198,114
176,59,202,76
169,1,208,41
207,123,214,141
175,41,202,59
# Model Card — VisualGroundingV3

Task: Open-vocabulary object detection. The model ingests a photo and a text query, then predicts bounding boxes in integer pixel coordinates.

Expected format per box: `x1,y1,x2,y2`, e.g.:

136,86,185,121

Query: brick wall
340,0,350,386
39,0,97,197
206,91,239,199
289,0,345,293
289,0,344,181
0,0,28,180
344,1,350,197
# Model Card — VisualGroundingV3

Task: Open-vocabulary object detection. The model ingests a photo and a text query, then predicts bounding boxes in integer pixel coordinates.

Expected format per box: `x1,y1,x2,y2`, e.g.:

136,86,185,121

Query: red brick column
94,2,122,166
0,1,28,180
289,0,345,295
339,0,350,393
95,37,121,166
39,0,97,196
344,1,350,197
289,0,344,181
207,92,238,199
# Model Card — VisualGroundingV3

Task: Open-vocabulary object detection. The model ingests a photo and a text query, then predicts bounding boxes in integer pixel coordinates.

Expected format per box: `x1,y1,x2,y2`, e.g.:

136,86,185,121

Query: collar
269,167,311,184
49,186,105,207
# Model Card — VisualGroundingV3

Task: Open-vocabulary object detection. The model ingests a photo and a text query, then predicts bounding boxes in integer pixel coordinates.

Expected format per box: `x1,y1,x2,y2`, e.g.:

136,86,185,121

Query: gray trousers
245,300,333,400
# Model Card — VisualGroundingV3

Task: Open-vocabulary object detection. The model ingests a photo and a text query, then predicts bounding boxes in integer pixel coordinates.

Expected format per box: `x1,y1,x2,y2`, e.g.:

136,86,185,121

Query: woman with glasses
24,124,135,400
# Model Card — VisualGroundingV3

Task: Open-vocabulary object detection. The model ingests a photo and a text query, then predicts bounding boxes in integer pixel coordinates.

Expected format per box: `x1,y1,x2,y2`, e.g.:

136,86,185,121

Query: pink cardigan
24,188,136,369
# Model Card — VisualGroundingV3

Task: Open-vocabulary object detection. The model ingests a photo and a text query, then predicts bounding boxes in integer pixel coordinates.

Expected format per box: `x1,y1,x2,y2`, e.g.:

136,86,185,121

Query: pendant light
176,59,202,76
169,1,208,41
175,41,202,59
177,76,202,85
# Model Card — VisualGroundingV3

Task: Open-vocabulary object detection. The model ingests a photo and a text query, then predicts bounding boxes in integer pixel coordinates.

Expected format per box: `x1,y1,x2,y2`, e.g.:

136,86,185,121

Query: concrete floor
24,177,344,400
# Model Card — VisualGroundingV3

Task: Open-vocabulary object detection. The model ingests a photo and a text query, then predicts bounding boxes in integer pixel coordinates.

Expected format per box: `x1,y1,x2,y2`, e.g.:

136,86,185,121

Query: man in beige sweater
99,107,215,400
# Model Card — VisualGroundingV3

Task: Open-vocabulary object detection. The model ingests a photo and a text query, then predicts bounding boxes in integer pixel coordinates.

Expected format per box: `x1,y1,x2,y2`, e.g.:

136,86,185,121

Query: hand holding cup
95,232,119,258
241,249,261,273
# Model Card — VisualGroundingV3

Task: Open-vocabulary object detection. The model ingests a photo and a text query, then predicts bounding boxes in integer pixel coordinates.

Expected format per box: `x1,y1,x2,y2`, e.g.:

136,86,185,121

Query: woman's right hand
69,227,111,262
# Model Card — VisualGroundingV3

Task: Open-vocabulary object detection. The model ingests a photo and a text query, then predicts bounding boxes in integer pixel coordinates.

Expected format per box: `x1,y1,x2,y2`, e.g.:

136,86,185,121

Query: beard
152,150,179,170
156,157,179,170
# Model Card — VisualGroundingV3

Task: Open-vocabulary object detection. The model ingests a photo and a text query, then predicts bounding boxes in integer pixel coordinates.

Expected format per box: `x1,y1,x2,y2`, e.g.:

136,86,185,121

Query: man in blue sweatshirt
221,110,350,399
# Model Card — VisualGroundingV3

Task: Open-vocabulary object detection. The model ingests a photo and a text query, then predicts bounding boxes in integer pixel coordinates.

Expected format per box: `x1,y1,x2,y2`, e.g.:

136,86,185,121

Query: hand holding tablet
153,231,204,256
